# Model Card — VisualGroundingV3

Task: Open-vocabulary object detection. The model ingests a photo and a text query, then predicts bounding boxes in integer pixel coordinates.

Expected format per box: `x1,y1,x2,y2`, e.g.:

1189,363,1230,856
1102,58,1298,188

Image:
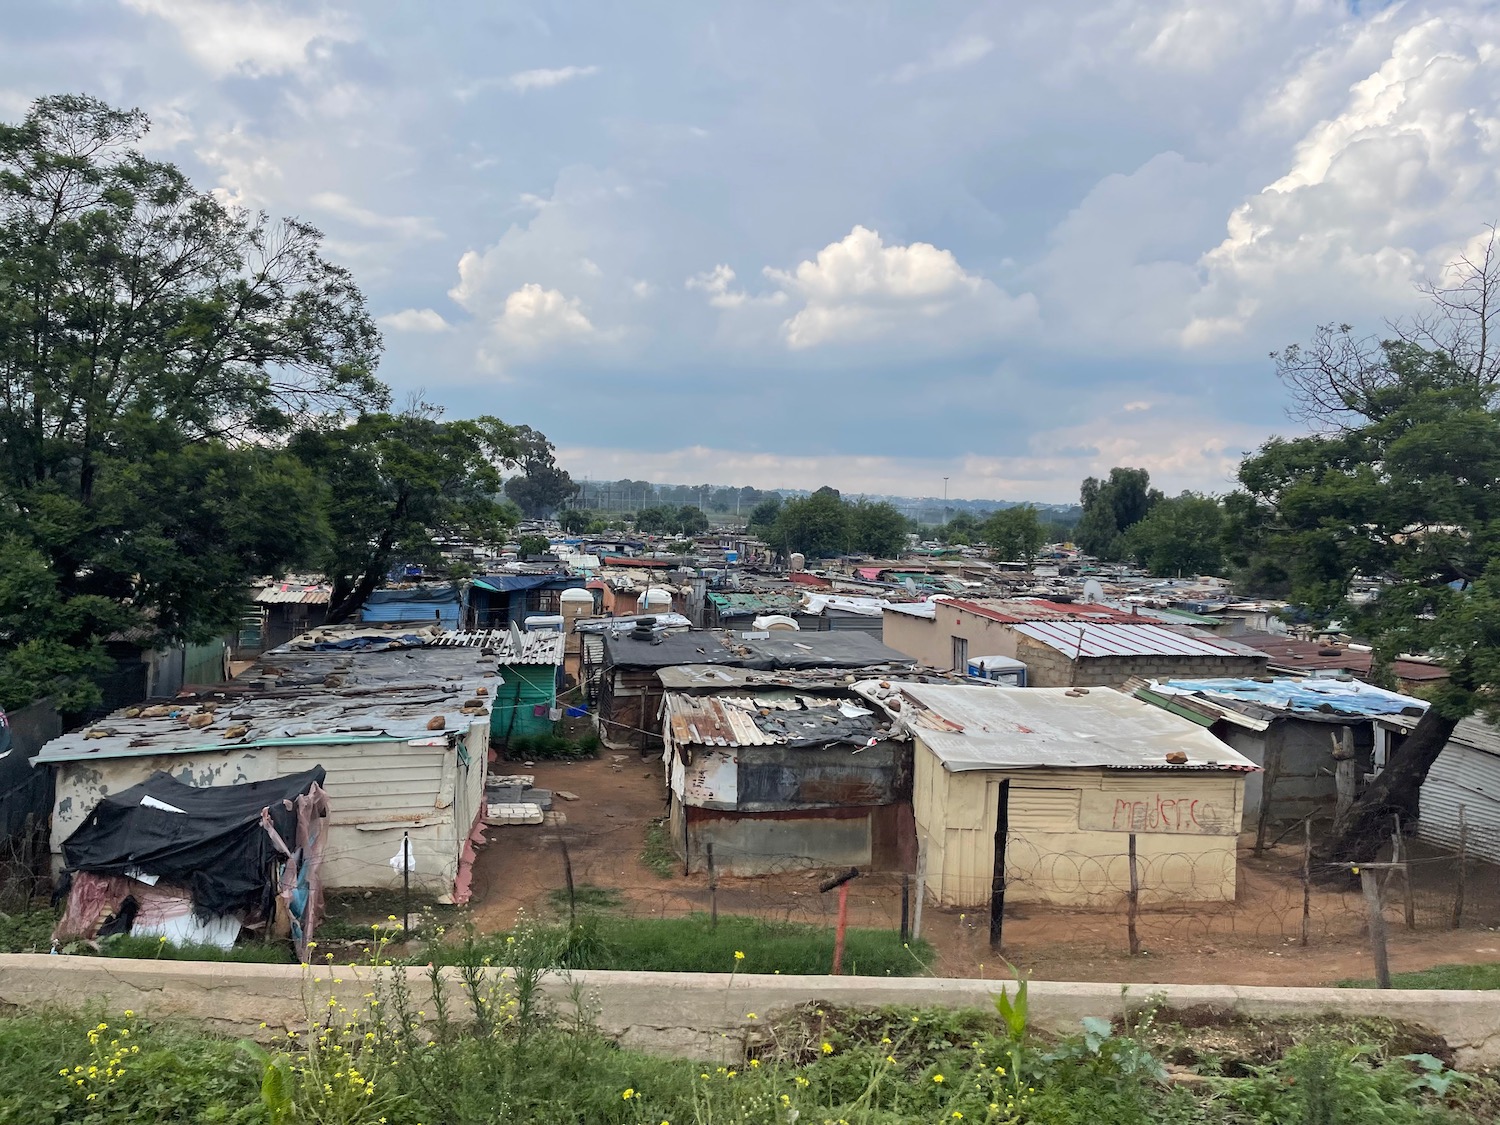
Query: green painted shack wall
490,663,560,742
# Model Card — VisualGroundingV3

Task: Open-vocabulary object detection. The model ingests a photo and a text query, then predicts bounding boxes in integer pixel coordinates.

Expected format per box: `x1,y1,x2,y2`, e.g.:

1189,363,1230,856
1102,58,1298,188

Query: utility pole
943,477,950,529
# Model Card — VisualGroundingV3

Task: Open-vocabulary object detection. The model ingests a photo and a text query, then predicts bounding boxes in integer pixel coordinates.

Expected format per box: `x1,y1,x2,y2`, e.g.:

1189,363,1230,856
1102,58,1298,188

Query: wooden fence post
912,838,927,941
1360,866,1392,988
560,839,576,928
1254,727,1284,857
1127,833,1141,956
706,841,718,930
1394,814,1415,931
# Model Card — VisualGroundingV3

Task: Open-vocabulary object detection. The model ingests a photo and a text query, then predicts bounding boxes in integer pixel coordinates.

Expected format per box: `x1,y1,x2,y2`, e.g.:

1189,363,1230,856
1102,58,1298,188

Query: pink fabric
54,874,197,943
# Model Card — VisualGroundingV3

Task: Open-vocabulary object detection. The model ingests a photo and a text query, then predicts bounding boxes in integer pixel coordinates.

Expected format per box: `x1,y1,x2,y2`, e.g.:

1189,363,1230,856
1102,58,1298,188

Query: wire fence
469,810,1500,983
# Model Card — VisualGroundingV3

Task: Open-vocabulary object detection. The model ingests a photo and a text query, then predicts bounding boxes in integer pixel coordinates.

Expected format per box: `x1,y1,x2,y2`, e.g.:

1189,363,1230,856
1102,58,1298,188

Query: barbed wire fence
452,809,1500,983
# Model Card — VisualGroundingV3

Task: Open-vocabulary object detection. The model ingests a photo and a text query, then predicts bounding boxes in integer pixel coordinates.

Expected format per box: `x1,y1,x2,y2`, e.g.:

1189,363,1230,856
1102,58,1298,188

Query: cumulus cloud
892,33,994,83
492,284,594,347
686,264,786,309
763,225,1037,349
310,192,442,242
379,308,451,333
120,0,351,77
1183,13,1500,347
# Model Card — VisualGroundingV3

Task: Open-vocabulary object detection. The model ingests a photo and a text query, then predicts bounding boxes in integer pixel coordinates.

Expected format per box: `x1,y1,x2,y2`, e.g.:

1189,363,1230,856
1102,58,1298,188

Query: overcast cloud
5,1,1499,502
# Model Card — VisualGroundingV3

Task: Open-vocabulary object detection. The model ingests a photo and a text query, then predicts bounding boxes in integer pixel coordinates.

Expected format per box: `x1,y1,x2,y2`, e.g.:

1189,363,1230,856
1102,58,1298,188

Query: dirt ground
467,755,1500,987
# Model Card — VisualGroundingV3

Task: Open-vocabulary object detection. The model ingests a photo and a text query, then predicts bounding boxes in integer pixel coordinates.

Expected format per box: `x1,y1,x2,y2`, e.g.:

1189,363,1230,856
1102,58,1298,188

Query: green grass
1338,963,1500,990
0,1000,1494,1125
546,884,623,913
505,731,599,760
441,911,934,976
95,935,296,963
640,816,677,878
0,906,57,953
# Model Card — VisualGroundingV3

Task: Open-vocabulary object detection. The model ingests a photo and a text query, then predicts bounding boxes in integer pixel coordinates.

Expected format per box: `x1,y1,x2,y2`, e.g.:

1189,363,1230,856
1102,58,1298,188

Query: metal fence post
900,873,910,943
1301,818,1312,948
706,841,718,930
560,838,576,927
912,838,927,941
1453,806,1467,930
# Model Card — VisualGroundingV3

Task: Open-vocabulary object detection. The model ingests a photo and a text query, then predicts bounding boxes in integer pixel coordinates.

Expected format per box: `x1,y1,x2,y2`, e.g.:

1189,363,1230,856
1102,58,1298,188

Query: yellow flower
749,1059,760,1068
795,1076,810,1088
932,1074,944,1083
821,1042,834,1054
734,950,745,961
952,1113,963,1120
622,1088,636,1100
745,1013,758,1020
122,1010,134,1019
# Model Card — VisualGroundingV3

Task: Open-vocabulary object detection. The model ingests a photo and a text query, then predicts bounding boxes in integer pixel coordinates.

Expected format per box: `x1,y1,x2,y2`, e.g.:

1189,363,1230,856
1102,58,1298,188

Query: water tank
753,614,799,631
725,550,739,564
524,614,564,632
559,587,595,619
789,552,806,572
638,587,673,613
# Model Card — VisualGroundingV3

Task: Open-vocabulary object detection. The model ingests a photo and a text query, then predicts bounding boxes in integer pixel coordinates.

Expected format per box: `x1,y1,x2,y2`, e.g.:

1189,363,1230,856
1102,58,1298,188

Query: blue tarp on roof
473,575,571,593
360,584,464,628
1158,678,1426,717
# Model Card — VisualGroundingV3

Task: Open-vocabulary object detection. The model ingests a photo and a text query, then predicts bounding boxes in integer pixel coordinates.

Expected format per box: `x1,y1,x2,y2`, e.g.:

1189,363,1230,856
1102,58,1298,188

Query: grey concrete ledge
0,954,1494,1068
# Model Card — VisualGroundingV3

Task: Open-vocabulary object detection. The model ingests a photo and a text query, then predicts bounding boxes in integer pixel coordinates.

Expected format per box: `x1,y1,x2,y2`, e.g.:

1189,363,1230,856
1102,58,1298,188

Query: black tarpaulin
61,767,326,919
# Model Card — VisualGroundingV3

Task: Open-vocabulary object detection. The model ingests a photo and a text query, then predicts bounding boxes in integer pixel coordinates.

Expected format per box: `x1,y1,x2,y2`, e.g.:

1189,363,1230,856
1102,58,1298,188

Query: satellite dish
1082,579,1105,604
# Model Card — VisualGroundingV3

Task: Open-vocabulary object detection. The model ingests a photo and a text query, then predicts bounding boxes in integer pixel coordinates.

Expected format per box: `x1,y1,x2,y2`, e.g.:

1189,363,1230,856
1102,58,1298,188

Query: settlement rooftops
854,680,1256,774
664,691,887,750
603,629,915,671
33,627,502,765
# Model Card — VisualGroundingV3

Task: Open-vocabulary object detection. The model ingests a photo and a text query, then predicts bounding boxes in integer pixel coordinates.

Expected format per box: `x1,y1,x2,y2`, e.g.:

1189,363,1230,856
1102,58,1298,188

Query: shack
54,767,327,959
662,687,911,875
597,629,915,751
34,630,495,901
429,627,565,743
360,584,467,629
469,573,586,628
856,681,1256,908
1135,677,1426,833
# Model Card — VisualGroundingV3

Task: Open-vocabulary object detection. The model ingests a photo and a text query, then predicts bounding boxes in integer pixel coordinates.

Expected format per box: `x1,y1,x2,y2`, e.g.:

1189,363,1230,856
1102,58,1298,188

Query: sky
5,1,1500,503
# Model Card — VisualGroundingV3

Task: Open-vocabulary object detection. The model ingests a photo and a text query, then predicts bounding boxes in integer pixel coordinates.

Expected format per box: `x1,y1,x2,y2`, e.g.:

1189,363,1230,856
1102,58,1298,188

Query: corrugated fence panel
1419,744,1500,865
1007,787,1081,832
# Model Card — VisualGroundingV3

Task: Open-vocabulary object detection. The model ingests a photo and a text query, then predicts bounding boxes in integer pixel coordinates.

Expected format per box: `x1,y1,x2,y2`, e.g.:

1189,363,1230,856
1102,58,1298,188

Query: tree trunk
325,564,385,625
1313,707,1460,867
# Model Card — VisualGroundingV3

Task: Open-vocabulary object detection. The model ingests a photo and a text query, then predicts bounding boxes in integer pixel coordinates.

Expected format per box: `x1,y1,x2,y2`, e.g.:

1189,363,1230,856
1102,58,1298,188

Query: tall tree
848,500,910,557
675,504,709,537
290,411,522,624
0,95,379,707
1124,492,1225,577
772,487,849,559
746,495,783,538
984,505,1045,566
1238,347,1500,864
502,427,579,517
1076,468,1161,559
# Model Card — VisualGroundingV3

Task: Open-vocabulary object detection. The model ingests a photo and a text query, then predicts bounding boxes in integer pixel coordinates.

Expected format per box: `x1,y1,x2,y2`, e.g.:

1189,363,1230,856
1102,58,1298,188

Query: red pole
832,882,849,975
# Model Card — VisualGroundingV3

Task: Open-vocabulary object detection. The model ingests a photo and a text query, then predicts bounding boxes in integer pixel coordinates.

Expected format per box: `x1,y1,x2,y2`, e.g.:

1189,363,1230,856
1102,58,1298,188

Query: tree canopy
0,95,380,708
1239,339,1500,862
1075,467,1161,559
984,506,1045,566
1123,493,1225,577
289,411,523,624
502,427,579,517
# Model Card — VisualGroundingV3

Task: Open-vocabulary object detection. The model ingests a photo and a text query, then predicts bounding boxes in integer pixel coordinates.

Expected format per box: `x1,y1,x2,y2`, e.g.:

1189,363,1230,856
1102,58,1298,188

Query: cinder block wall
1015,638,1266,688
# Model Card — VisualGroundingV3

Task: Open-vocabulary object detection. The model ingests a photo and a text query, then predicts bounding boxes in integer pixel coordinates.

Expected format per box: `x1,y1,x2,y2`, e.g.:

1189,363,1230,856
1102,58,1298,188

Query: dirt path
466,754,1500,987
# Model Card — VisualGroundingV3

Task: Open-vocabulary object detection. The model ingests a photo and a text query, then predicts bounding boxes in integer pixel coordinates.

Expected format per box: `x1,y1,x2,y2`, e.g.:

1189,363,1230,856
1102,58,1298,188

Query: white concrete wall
0,956,1496,1069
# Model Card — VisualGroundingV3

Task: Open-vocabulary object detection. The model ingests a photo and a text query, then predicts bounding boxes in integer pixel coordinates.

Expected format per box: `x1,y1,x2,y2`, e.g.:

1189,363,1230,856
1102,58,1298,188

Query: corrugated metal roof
33,643,501,765
664,691,885,750
854,680,1256,774
946,599,1137,625
431,628,565,665
1234,633,1449,682
254,584,331,605
1013,620,1244,659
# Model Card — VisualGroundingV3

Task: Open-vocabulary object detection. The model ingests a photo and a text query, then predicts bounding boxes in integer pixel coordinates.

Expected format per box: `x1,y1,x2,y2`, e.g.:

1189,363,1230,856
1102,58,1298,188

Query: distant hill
573,478,1080,526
